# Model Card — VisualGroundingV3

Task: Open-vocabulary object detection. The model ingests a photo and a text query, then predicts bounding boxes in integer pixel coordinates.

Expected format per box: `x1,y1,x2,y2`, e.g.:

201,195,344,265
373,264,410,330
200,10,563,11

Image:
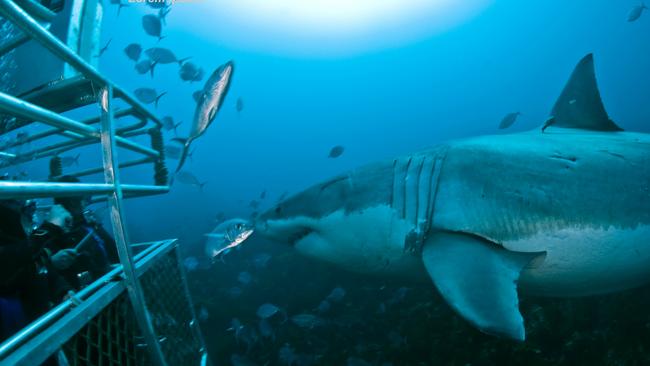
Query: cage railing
0,0,207,364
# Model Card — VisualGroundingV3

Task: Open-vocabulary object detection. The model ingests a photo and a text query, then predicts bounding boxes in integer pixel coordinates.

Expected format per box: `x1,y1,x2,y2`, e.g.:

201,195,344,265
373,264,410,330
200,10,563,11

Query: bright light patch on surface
175,0,493,56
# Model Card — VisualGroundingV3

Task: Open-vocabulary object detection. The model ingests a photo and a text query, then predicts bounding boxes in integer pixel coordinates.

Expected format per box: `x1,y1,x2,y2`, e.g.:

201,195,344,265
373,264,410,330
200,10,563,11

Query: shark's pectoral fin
422,232,542,341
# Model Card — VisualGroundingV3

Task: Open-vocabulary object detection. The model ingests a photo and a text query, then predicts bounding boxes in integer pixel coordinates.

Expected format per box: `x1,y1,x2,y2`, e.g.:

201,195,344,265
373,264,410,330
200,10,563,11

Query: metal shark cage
0,0,209,365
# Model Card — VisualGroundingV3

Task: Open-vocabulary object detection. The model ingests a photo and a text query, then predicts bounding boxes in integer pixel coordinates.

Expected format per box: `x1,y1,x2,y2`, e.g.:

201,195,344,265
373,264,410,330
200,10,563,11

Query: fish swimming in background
290,313,327,329
179,62,204,82
182,256,199,272
255,54,650,341
236,97,244,113
173,60,235,173
164,144,183,159
325,286,346,303
158,6,171,25
251,252,272,269
145,47,189,65
259,190,267,200
204,218,254,259
96,39,112,58
498,111,521,129
328,145,345,158
174,171,206,190
134,88,166,107
627,3,647,22
258,318,275,341
142,14,164,41
124,43,142,62
135,58,157,77
237,271,253,285
256,303,287,321
59,154,80,168
161,116,181,134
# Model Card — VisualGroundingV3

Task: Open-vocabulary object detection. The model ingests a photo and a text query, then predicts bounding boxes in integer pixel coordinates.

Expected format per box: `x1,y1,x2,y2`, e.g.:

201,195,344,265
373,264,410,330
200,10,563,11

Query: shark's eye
275,206,282,214
235,223,242,230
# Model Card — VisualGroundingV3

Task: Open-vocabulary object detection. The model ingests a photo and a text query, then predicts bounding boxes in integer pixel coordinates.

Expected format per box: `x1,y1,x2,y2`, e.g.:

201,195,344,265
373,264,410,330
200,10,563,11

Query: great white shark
255,54,650,341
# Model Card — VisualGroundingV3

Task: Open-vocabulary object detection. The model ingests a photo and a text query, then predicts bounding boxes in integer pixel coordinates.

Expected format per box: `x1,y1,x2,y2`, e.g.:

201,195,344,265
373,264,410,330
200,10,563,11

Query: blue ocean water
98,0,650,364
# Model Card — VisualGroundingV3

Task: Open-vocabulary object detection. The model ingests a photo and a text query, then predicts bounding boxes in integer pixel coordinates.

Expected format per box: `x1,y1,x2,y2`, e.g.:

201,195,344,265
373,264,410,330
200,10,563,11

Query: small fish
174,171,206,190
258,318,275,340
259,190,267,200
179,62,204,82
142,14,164,41
161,116,181,134
134,58,157,77
328,145,344,158
628,3,647,22
198,306,209,321
145,47,189,65
236,97,244,112
173,61,235,173
498,111,521,130
238,271,253,285
251,252,272,269
59,154,80,167
290,313,327,329
278,343,297,366
325,286,346,303
256,303,286,321
134,88,166,107
158,6,171,25
182,256,199,272
204,218,254,258
164,144,182,159
124,43,142,62
96,38,111,58
314,300,331,314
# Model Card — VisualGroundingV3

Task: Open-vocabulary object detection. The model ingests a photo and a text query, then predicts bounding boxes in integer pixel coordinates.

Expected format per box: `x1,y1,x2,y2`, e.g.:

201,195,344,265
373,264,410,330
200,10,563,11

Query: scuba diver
47,175,119,290
0,195,73,343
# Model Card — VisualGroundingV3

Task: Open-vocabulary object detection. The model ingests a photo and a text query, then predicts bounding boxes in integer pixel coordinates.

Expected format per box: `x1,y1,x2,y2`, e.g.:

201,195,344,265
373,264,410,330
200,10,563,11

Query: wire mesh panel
62,292,152,366
139,249,204,365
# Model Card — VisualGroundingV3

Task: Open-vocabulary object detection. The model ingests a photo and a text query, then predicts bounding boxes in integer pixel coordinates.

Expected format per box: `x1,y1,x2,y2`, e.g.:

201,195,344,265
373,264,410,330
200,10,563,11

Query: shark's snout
255,215,313,246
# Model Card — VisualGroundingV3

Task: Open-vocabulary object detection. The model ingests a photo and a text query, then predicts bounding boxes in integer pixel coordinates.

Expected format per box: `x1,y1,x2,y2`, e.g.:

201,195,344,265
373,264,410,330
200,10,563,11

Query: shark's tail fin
548,53,622,132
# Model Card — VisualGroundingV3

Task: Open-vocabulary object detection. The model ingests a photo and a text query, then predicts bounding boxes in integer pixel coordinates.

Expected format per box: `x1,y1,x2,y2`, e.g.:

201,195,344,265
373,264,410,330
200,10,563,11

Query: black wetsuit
45,214,119,290
0,202,71,343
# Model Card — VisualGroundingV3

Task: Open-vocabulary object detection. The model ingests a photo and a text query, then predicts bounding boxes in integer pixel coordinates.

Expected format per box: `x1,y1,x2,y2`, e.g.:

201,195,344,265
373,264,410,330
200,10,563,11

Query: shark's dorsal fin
549,54,622,131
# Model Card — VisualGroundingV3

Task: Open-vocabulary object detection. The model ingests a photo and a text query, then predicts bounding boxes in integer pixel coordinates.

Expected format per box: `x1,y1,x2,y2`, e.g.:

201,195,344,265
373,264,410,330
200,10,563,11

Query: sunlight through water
174,0,494,56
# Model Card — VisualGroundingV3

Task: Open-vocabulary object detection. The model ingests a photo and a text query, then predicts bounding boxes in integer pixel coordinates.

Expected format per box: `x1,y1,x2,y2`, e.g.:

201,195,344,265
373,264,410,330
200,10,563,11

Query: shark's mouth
257,219,314,247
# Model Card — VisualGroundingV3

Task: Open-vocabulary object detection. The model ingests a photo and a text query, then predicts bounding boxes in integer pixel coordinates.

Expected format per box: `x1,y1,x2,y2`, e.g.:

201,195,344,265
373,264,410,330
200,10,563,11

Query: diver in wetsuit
47,176,119,290
0,198,73,343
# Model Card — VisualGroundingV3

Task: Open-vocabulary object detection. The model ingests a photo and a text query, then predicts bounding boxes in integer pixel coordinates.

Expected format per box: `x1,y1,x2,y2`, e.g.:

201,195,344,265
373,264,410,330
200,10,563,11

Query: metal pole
98,85,167,366
0,0,163,127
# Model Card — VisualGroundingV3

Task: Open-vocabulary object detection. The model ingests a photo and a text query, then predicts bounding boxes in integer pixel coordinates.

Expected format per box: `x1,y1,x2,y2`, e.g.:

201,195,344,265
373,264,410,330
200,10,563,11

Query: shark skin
255,54,650,341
